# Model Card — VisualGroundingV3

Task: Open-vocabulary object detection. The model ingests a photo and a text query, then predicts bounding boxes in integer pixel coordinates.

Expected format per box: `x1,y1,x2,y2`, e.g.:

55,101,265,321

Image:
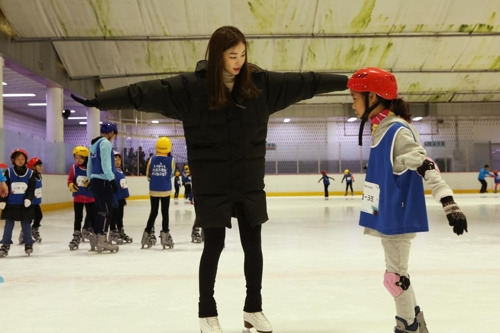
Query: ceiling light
79,122,87,125
283,118,290,123
151,120,159,124
413,117,423,121
2,82,6,85
347,117,358,122
3,93,36,97
28,102,47,106
68,116,87,120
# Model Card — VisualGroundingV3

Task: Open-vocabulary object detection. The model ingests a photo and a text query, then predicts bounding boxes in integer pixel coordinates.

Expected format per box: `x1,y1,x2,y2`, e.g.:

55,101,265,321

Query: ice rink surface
0,194,499,333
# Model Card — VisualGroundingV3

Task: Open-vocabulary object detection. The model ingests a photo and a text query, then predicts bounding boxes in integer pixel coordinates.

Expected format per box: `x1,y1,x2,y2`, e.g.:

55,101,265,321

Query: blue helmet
100,122,118,135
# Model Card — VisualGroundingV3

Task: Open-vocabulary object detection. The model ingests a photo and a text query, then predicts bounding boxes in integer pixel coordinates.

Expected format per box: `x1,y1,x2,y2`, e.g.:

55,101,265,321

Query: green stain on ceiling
53,1,69,36
475,24,494,32
307,45,317,63
345,44,366,67
408,82,421,92
491,56,500,70
247,0,275,31
414,24,425,32
377,41,393,66
482,95,493,102
88,0,113,37
458,24,473,33
350,0,376,32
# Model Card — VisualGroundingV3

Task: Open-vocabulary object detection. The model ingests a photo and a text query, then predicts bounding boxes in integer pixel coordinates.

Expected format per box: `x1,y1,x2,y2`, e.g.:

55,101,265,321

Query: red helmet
321,170,327,175
10,148,28,163
347,67,398,100
27,157,42,169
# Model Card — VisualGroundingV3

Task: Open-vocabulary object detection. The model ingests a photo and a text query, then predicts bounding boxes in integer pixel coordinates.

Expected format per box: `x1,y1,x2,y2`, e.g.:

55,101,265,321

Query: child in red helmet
19,157,43,244
0,149,37,257
317,170,335,200
348,67,468,333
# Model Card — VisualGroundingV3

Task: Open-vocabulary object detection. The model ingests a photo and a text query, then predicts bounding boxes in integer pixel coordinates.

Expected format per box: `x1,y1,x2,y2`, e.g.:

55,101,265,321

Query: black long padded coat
96,61,348,228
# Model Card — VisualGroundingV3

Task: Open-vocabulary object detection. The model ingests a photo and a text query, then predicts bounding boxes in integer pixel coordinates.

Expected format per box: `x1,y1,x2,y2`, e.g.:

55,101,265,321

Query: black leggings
198,203,263,317
145,196,170,232
73,202,96,231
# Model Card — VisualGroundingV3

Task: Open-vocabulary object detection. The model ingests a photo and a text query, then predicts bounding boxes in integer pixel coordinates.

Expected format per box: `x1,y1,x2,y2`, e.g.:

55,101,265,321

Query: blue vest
359,122,428,235
72,164,94,198
90,138,116,177
321,175,330,185
182,170,191,185
343,174,353,184
113,168,130,200
149,156,173,192
32,176,43,205
7,167,32,205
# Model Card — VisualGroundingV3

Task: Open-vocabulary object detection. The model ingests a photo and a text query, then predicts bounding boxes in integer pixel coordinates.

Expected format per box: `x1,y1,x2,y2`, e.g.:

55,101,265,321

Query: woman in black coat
73,25,348,333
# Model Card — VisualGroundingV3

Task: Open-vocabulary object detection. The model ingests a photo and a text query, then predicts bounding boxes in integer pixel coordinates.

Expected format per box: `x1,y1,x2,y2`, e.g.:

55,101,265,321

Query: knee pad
384,271,410,298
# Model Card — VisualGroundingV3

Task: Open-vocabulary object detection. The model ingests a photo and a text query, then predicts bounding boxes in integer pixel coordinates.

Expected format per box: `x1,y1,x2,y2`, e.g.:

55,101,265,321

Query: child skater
341,169,355,197
182,164,193,204
67,146,96,250
0,149,36,257
348,67,468,333
173,171,181,201
494,170,500,193
109,150,133,244
317,170,335,200
19,157,43,244
141,136,175,250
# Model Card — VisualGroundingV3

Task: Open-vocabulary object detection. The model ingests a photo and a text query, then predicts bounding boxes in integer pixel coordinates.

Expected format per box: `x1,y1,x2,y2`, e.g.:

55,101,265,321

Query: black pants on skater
198,202,263,317
479,179,488,193
145,196,170,232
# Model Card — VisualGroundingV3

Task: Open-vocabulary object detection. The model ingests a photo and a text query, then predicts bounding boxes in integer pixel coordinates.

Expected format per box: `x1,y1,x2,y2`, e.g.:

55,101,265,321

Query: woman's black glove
440,196,468,235
71,93,99,108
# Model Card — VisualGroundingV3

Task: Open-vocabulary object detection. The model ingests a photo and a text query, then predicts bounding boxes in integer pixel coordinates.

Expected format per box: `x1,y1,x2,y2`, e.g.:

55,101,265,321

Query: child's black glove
440,196,468,235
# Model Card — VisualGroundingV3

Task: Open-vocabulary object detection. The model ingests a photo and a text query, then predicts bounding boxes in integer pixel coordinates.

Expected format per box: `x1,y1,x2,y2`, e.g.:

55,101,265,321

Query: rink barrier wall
11,172,491,212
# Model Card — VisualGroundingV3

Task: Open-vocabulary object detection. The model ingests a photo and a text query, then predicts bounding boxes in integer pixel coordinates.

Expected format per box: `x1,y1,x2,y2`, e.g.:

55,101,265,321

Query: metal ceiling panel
1,0,500,118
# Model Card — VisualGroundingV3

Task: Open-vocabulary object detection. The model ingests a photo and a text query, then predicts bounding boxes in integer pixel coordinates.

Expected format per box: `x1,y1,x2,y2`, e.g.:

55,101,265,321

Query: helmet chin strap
358,95,381,146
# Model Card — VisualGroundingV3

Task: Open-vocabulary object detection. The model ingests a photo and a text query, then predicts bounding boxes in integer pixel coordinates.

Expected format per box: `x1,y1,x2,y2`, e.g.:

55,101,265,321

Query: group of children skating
0,135,201,258
318,169,355,199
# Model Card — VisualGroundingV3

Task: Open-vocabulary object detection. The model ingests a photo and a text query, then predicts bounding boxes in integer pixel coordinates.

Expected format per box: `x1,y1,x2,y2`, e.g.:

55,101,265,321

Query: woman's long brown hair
205,26,260,110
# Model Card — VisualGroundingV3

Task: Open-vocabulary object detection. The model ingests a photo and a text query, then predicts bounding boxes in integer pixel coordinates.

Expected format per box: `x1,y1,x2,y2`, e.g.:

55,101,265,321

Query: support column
86,106,100,146
46,86,65,173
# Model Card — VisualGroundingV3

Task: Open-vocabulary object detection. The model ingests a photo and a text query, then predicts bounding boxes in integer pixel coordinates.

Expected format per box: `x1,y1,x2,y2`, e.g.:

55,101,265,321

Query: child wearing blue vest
341,169,355,197
317,170,335,200
19,157,43,244
67,146,96,250
109,150,133,244
348,67,468,333
182,164,193,203
0,149,36,257
141,136,175,250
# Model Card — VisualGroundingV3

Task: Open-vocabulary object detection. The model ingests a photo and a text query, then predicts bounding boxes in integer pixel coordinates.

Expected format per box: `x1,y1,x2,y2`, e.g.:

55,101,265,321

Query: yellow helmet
156,137,172,154
344,169,349,174
73,145,89,157
175,171,181,177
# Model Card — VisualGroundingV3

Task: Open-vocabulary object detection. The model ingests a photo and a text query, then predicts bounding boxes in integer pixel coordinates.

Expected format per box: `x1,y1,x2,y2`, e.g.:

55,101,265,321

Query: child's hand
24,199,31,207
68,183,79,192
441,196,468,235
0,202,6,210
